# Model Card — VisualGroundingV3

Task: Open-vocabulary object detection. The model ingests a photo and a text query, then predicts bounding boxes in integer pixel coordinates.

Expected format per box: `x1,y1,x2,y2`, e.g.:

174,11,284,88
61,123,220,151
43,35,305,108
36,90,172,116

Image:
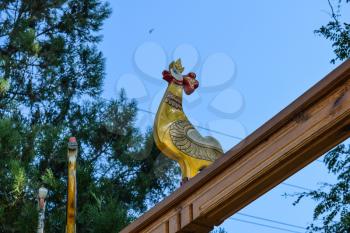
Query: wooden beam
121,59,350,233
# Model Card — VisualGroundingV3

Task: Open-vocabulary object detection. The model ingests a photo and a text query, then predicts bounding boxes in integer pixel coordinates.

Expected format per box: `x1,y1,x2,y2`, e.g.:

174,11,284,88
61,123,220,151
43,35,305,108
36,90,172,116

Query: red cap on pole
68,137,78,150
69,137,77,143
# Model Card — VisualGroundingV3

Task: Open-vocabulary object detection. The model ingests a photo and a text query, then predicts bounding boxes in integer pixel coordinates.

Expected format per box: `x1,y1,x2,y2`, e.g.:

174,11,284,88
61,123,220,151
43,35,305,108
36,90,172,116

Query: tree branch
328,0,339,23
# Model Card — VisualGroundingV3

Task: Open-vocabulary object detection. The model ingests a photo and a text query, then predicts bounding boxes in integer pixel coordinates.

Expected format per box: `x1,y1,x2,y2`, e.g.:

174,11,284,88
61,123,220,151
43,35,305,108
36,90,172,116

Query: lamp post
37,187,48,233
66,137,78,233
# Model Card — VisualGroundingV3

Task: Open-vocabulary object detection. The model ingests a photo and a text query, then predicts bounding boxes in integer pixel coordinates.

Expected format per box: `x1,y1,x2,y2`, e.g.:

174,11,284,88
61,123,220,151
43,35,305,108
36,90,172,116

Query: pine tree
0,1,178,232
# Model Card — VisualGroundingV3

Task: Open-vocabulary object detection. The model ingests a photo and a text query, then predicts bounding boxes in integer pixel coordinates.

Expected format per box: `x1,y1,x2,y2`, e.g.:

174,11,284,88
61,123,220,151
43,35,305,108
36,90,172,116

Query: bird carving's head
169,58,185,81
162,59,199,95
183,72,199,95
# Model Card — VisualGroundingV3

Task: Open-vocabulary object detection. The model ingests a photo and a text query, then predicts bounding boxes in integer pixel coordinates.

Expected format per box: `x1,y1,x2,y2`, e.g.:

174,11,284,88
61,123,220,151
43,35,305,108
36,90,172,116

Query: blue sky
99,1,347,232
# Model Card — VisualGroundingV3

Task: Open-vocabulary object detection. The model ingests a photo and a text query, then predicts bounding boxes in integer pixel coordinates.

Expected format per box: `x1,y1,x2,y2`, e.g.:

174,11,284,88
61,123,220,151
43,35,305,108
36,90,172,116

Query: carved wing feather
169,120,223,161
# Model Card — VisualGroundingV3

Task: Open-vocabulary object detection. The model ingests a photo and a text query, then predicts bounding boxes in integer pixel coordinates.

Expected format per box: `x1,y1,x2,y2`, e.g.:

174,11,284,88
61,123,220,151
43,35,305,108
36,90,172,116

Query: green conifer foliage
0,1,179,232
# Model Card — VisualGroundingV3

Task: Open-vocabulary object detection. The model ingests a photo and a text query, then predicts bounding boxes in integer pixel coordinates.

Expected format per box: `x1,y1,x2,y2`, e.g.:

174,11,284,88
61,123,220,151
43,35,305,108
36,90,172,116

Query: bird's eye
173,69,178,74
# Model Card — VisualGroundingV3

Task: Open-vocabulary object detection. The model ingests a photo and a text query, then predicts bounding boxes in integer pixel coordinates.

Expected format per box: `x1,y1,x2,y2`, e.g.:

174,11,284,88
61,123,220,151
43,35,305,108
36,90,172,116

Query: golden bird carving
153,59,224,183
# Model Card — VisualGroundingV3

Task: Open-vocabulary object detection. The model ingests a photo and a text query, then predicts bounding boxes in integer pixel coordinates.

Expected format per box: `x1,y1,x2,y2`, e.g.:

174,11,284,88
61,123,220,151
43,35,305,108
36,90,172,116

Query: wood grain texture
66,144,77,233
121,59,350,233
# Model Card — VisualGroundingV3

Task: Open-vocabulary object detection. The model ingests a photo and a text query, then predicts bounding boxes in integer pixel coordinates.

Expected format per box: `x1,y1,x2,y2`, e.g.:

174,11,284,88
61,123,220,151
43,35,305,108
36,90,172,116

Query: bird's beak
183,76,199,95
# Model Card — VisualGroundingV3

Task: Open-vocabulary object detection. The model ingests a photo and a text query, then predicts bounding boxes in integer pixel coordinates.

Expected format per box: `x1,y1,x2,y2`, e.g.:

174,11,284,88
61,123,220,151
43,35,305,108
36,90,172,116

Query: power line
137,108,156,115
236,213,306,230
137,107,242,140
102,96,325,167
229,217,305,233
196,125,243,140
136,107,324,163
137,106,322,192
281,182,313,192
104,98,323,191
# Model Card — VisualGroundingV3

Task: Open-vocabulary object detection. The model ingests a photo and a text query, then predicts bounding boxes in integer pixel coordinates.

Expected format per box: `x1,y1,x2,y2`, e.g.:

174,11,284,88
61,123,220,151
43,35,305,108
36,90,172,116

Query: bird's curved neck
153,81,186,147
170,82,183,96
163,82,183,110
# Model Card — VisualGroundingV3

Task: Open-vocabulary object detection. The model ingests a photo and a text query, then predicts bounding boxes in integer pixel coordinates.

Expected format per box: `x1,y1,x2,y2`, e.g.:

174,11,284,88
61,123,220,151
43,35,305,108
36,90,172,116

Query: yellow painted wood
154,81,214,179
66,138,77,233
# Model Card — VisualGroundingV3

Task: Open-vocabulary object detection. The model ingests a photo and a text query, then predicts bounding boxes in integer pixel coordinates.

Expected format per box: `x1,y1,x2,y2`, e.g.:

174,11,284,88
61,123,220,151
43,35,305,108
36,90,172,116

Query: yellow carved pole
66,137,78,233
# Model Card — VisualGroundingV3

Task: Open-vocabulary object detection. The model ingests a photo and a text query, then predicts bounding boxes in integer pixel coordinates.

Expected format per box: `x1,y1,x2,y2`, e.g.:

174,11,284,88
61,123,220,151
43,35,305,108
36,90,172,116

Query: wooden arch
121,59,350,233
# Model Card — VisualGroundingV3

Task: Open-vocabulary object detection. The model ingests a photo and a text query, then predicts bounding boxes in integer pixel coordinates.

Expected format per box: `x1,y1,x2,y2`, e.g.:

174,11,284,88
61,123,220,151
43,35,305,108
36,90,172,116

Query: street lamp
37,187,48,233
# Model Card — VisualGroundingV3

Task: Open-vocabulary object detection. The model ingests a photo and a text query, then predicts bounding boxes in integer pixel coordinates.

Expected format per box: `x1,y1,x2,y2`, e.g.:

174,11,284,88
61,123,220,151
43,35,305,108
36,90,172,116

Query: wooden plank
168,213,180,233
149,222,169,233
121,59,350,233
